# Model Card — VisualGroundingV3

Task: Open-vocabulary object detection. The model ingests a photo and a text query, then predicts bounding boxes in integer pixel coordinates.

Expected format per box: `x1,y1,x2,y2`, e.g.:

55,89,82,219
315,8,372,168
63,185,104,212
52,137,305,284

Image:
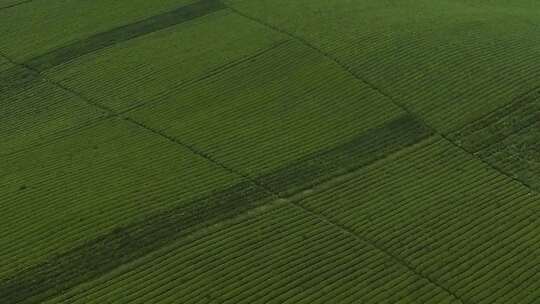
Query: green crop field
1,0,539,303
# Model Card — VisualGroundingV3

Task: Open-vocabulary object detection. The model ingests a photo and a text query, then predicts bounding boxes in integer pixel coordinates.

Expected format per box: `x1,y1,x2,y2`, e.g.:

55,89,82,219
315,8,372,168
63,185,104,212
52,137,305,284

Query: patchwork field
1,0,539,303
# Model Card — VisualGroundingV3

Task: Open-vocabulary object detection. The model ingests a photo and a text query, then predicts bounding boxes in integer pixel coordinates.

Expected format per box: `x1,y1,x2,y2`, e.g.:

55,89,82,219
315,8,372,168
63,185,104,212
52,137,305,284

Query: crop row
0,106,437,303
0,64,105,155
0,16,437,302
126,39,405,178
5,3,413,187
42,10,285,112
0,33,432,301
449,86,540,191
450,87,540,153
0,0,197,61
255,114,432,196
44,203,458,304
0,117,243,283
26,0,226,72
1,8,280,153
224,0,540,132
478,122,540,191
37,13,411,179
299,137,540,303
6,2,538,303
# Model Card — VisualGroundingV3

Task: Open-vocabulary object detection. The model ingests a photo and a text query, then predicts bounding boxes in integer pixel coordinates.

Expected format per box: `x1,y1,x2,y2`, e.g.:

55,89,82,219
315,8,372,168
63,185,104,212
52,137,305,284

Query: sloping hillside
1,0,539,303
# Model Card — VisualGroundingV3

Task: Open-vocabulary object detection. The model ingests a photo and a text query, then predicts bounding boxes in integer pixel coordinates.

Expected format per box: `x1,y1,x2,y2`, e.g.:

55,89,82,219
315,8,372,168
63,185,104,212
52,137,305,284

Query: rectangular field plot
297,136,540,303
0,117,247,285
127,40,409,184
225,0,540,132
0,0,197,61
44,11,285,112
43,203,459,304
0,65,106,155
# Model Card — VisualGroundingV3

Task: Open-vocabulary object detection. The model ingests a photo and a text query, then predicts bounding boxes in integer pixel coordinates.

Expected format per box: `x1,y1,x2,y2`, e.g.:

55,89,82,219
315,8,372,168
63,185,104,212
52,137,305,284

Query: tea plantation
1,0,539,303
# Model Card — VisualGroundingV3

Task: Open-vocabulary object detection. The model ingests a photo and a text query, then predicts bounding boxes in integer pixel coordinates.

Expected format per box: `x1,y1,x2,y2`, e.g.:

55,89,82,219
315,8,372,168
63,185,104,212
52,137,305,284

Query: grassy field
1,0,539,303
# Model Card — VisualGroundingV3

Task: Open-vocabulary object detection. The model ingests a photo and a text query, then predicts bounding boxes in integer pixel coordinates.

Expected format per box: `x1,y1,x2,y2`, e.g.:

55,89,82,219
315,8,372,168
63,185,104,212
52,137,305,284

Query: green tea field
1,0,540,303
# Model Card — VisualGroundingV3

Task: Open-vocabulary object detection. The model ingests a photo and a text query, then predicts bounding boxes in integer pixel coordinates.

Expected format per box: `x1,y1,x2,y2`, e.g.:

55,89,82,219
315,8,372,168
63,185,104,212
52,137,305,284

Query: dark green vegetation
0,115,429,304
451,88,540,189
1,0,539,303
25,0,226,71
0,0,32,10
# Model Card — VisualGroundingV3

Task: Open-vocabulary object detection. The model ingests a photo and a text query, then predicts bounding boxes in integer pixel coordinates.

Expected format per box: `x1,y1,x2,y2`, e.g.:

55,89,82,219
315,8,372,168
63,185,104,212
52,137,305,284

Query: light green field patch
0,117,243,280
298,136,540,303
128,40,404,178
0,0,197,61
225,0,540,131
45,11,285,112
45,203,457,304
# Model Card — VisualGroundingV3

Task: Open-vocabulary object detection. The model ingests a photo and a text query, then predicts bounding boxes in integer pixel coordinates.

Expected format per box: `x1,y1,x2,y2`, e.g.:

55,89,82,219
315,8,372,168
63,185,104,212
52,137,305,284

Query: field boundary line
3,49,274,194
286,200,466,303
223,4,485,303
439,133,535,191
0,52,116,114
124,117,278,198
119,39,292,115
0,40,291,158
448,85,540,135
2,7,466,303
0,113,437,303
2,5,534,302
224,2,412,113
176,134,467,302
224,1,537,197
24,0,227,71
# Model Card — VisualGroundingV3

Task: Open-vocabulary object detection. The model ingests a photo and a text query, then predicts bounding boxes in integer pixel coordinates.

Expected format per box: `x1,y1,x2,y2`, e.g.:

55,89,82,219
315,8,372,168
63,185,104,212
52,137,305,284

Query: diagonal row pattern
1,0,539,303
